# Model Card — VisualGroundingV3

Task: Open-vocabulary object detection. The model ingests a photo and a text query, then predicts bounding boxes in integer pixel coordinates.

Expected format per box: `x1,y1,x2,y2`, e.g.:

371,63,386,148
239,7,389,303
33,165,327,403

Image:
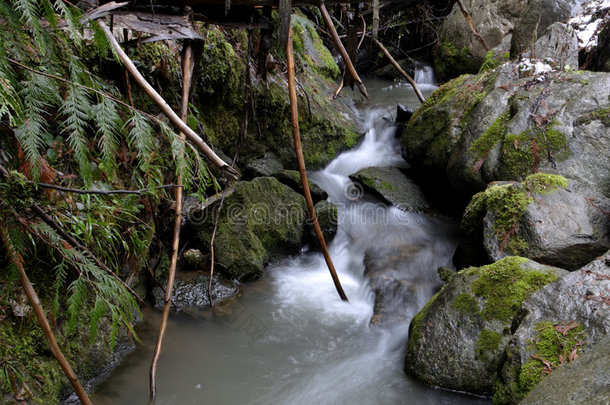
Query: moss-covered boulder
494,251,610,404
187,177,308,281
193,21,360,172
459,174,610,270
401,60,610,199
349,166,430,213
435,0,526,80
404,257,567,395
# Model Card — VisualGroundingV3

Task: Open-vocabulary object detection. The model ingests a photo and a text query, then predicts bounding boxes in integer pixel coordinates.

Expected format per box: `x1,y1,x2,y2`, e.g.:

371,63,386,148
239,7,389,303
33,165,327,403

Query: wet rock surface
494,251,610,403
152,273,239,312
404,257,567,395
349,166,430,212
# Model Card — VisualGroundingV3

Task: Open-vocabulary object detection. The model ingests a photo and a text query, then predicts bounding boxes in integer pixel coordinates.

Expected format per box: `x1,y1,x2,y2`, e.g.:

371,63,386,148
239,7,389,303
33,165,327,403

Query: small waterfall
414,64,436,86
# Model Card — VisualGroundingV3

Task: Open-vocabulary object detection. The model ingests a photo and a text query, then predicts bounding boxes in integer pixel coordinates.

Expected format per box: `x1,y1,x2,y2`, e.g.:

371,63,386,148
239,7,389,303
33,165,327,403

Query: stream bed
92,78,491,405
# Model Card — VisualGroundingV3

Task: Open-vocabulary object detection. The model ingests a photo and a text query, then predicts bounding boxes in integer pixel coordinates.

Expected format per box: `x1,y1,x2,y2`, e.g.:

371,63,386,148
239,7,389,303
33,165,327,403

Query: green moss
469,110,510,164
523,173,568,194
499,124,568,180
479,50,510,73
434,40,482,81
518,321,586,397
451,292,479,315
475,329,503,360
471,257,559,322
575,106,610,127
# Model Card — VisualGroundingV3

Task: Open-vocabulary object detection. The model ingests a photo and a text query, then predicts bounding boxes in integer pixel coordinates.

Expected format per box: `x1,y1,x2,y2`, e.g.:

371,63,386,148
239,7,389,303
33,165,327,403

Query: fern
93,96,122,179
13,0,47,54
60,83,93,185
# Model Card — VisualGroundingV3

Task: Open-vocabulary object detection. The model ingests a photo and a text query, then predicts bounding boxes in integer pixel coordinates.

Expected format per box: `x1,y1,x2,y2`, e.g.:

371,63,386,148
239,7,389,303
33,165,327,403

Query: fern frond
60,84,92,185
14,0,46,53
92,97,122,179
124,111,156,171
53,0,83,46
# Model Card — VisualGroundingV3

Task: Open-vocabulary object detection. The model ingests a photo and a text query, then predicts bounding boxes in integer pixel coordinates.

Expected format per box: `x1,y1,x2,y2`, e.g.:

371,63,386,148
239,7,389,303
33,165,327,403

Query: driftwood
370,37,425,104
112,11,203,43
319,4,369,100
456,0,489,52
0,224,93,405
286,25,348,302
97,21,240,179
149,43,194,404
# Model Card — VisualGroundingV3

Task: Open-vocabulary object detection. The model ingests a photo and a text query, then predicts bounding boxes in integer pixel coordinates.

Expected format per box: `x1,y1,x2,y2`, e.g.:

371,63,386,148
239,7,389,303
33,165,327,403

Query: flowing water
92,79,490,405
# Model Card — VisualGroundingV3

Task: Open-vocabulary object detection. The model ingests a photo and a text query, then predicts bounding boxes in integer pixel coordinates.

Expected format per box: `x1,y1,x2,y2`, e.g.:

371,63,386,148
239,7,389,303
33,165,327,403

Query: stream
92,74,491,405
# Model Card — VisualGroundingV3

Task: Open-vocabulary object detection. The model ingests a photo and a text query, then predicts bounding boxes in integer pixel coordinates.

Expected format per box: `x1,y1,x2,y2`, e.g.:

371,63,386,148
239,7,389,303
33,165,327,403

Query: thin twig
287,25,348,302
0,224,93,405
319,4,369,100
34,181,182,195
456,0,489,52
369,36,426,104
149,42,194,404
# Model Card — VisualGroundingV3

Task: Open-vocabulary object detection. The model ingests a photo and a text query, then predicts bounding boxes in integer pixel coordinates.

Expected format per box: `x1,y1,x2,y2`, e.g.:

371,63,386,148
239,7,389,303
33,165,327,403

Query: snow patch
569,0,610,51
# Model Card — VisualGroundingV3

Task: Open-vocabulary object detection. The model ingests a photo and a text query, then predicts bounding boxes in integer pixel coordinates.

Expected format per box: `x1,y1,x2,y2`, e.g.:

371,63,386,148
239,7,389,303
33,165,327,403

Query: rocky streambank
396,0,610,403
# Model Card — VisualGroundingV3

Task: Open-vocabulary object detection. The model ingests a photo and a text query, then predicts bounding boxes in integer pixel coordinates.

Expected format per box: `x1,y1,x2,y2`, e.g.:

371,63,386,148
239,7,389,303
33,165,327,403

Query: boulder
460,174,610,270
401,61,610,199
520,334,610,405
309,200,338,245
349,166,430,212
521,22,579,69
493,251,610,403
511,0,579,57
271,169,328,203
152,273,239,312
243,152,284,178
435,0,527,80
185,177,308,281
404,257,567,395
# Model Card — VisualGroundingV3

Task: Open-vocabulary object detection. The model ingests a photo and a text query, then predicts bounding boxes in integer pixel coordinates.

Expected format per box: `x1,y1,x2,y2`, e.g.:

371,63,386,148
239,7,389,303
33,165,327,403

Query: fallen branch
370,36,425,104
149,43,194,404
33,181,182,195
0,224,93,405
319,4,369,100
96,21,240,179
456,0,489,52
287,25,348,302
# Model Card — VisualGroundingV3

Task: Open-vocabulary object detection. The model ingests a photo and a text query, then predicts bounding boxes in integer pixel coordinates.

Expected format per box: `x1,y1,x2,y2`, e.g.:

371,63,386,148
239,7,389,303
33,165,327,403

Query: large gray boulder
511,0,580,57
404,257,567,394
152,273,239,312
401,61,610,199
493,251,610,403
521,334,610,405
461,174,610,270
185,177,308,281
435,0,527,80
522,22,579,69
349,166,430,212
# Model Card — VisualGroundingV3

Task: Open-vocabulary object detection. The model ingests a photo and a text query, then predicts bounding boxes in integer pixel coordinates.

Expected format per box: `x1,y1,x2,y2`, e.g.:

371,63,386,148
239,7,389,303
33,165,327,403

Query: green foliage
0,2,215,401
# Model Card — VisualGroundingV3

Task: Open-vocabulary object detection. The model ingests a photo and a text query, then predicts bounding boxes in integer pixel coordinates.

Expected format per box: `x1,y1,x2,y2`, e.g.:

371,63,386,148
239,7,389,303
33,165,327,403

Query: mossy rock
404,256,566,395
400,60,610,200
494,251,610,403
189,177,308,281
458,174,610,270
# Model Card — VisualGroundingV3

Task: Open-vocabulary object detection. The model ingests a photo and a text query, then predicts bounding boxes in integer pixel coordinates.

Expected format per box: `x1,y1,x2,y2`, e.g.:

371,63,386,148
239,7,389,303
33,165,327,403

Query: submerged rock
349,166,429,212
152,273,239,312
460,174,610,270
404,257,567,395
185,177,308,281
494,251,610,403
